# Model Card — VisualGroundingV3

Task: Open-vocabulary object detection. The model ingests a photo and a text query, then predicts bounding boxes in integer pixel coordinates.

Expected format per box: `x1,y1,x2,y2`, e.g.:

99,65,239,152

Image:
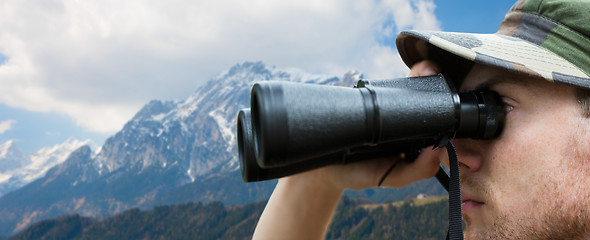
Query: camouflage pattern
396,0,590,89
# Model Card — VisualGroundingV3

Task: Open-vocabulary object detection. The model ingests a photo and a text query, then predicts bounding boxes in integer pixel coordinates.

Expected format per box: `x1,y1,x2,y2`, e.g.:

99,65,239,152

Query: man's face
451,64,590,239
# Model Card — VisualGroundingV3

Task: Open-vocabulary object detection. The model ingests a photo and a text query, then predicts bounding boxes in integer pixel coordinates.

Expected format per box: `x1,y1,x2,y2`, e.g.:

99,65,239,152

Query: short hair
576,88,590,117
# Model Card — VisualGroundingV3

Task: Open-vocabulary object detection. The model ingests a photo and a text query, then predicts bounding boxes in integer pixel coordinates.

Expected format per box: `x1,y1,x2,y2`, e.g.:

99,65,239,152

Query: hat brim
396,30,590,89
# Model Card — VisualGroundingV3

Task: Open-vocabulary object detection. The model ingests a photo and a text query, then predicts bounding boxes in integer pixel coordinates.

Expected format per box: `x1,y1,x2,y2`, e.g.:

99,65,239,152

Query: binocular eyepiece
238,74,504,182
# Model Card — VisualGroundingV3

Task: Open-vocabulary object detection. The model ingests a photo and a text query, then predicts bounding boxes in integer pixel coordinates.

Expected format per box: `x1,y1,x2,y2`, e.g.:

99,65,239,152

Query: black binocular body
238,74,504,182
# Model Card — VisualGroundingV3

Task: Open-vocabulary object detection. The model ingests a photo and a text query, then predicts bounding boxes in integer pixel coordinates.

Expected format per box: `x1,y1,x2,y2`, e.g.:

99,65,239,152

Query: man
253,0,590,239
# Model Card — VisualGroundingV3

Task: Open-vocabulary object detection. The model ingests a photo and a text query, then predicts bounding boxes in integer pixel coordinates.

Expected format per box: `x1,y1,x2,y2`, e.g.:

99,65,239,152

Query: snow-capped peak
0,140,28,173
79,61,361,181
0,139,14,156
30,137,96,171
0,137,93,196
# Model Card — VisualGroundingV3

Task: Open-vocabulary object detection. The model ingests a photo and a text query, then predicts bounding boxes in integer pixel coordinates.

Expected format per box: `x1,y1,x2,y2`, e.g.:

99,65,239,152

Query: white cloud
0,0,440,134
383,0,440,32
0,119,16,134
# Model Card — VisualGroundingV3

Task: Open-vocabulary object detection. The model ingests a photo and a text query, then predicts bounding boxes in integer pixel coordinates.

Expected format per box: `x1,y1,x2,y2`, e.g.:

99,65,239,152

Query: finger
327,155,404,190
379,147,441,188
408,60,441,77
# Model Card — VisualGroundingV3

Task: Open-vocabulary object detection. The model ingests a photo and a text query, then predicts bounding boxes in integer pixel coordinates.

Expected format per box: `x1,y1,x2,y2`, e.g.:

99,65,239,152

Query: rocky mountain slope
0,61,367,235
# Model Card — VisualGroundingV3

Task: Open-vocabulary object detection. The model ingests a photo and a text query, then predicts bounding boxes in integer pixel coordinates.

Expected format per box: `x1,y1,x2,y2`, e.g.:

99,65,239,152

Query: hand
252,60,443,240
306,59,443,190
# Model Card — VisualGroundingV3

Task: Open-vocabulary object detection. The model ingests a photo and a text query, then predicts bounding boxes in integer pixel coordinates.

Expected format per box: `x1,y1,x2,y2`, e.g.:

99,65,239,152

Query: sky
0,0,516,154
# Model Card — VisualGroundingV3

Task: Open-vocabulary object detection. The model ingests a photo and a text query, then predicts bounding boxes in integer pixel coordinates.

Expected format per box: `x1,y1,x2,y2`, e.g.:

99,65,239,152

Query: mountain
0,140,28,173
0,138,94,197
95,61,356,180
0,61,365,235
0,61,446,236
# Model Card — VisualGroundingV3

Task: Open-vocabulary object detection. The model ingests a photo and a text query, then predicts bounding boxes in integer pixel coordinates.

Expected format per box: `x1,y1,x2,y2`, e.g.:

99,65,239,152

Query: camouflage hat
396,0,590,89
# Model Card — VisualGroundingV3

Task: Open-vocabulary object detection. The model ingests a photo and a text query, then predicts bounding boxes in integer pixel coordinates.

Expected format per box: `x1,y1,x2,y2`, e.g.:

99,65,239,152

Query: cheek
484,110,571,210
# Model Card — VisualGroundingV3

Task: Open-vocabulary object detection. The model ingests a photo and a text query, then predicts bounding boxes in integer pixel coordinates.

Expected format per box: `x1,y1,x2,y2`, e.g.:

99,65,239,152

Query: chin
462,222,488,240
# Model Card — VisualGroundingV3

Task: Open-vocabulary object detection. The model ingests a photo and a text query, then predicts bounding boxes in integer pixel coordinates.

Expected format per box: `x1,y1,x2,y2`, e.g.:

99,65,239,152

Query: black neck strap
378,140,463,239
438,141,463,240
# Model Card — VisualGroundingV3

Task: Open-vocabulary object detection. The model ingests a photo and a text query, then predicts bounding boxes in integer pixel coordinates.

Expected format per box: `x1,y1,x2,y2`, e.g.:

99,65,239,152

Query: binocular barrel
239,108,436,182
238,74,504,182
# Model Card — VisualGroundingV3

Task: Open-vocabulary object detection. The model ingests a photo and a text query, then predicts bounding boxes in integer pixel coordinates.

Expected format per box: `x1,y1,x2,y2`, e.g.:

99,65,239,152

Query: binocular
238,74,504,182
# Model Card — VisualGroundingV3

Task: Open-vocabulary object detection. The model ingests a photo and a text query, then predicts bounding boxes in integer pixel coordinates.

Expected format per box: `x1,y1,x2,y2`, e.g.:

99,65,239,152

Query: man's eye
504,103,514,113
500,96,516,114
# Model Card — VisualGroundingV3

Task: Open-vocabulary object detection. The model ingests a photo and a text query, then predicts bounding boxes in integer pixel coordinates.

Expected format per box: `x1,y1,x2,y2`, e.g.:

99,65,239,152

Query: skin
452,64,590,239
252,60,590,239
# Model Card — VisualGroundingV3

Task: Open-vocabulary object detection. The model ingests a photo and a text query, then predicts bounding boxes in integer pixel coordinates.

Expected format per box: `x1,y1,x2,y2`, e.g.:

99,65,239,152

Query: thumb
408,60,441,77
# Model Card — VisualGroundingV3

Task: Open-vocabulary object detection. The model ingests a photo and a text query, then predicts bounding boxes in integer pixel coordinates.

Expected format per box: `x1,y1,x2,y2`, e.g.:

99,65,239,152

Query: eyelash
501,97,515,113
504,104,514,113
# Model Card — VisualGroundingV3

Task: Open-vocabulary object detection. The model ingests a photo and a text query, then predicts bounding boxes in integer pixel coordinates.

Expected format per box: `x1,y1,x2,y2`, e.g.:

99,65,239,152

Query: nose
444,139,483,173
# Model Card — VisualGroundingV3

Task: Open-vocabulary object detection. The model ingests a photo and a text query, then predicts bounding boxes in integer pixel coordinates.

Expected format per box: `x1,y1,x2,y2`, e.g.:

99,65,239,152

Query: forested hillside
9,196,448,240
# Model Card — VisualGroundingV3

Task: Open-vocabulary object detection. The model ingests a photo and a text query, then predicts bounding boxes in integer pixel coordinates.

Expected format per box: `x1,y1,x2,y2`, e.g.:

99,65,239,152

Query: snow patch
0,137,92,195
151,113,167,121
272,67,336,84
156,128,165,137
208,107,235,151
0,140,15,156
171,94,204,120
187,169,195,183
0,173,11,183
